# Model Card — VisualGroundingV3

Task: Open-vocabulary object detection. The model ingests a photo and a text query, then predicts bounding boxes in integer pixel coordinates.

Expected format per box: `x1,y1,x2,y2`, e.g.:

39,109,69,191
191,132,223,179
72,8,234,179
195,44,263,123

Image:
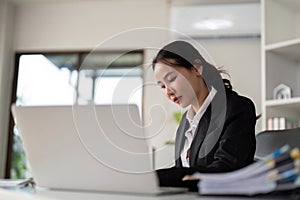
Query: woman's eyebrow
163,71,174,80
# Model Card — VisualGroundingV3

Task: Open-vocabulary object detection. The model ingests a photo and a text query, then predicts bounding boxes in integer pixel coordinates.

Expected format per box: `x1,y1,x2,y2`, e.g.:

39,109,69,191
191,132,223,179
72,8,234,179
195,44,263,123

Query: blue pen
263,145,290,161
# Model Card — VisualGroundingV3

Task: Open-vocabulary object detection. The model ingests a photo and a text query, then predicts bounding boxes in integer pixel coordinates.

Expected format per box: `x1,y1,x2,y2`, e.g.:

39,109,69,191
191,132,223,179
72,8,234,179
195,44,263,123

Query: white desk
0,188,295,200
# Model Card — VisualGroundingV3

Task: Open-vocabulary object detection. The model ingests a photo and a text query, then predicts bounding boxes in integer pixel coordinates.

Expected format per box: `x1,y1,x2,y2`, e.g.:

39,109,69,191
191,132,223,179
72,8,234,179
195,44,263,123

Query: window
7,51,144,179
16,54,78,106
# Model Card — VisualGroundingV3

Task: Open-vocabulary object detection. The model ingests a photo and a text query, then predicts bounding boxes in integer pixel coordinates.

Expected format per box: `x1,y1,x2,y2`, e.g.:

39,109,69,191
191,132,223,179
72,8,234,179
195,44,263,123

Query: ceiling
171,2,261,38
7,0,261,39
171,0,260,6
8,0,259,5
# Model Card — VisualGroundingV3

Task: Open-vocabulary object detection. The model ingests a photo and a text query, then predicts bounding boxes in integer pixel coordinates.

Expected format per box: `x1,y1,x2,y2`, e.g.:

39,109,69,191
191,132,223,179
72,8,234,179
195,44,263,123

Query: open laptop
11,104,187,195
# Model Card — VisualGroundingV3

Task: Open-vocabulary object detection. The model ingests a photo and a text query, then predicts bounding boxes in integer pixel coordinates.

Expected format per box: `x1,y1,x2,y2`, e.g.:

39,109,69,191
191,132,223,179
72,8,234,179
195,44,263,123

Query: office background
0,0,261,178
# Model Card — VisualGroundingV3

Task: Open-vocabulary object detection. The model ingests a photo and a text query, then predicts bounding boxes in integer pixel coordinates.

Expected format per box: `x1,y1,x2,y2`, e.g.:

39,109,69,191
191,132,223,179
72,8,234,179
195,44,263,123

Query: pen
266,148,300,168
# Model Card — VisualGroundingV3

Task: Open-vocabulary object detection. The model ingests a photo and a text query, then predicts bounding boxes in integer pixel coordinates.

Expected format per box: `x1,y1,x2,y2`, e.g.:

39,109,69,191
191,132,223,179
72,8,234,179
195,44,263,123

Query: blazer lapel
189,106,211,167
175,115,190,163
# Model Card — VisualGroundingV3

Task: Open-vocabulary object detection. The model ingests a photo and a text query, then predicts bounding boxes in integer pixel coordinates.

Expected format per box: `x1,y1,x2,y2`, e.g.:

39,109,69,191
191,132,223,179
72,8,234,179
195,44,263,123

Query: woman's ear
193,59,203,76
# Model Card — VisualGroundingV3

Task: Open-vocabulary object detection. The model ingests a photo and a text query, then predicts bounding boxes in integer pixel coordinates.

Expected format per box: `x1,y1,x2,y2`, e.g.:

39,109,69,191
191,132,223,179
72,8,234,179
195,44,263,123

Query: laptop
11,104,187,195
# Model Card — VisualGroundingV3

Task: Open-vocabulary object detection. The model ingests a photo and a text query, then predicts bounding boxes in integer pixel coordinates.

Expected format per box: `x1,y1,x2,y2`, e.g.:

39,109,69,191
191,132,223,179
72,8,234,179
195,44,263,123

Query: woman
153,40,257,189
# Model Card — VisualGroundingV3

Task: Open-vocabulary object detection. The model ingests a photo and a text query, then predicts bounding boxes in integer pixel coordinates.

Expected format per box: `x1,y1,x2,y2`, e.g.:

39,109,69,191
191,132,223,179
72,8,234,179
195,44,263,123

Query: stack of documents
186,145,300,196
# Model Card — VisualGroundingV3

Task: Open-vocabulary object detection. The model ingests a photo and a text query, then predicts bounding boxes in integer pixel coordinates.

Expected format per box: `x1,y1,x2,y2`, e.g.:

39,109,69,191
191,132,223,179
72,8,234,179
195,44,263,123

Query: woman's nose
164,87,174,98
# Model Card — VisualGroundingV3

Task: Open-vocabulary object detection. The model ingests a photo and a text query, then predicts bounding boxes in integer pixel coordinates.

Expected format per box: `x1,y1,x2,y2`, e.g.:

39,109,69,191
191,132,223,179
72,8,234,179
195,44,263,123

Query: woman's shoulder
225,89,255,111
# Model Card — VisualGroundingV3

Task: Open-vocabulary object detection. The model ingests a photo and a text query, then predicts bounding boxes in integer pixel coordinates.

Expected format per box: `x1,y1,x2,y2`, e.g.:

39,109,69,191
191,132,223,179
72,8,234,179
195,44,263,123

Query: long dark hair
153,41,231,158
152,40,232,90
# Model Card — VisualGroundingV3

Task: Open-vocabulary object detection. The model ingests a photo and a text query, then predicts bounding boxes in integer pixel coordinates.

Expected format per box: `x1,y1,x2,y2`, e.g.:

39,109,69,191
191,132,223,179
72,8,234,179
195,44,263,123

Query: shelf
262,0,300,130
265,97,300,112
265,38,300,61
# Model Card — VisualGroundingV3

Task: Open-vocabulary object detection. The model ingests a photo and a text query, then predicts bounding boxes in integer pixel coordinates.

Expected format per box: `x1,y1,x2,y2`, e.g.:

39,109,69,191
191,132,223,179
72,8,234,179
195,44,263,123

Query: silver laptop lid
11,104,160,194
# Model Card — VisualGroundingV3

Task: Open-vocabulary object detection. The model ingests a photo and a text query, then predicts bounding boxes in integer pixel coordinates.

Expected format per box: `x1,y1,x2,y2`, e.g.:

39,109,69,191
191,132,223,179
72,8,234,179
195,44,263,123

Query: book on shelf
266,117,299,131
183,145,300,196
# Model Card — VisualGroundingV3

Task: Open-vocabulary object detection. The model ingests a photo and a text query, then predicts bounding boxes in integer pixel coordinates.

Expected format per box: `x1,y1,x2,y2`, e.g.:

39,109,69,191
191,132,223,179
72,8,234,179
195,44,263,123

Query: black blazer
157,89,256,189
175,89,256,172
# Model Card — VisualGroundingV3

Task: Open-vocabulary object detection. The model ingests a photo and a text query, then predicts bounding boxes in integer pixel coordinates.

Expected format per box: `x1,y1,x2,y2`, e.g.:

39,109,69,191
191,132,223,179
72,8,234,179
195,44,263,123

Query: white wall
196,38,262,132
14,0,170,51
0,0,15,178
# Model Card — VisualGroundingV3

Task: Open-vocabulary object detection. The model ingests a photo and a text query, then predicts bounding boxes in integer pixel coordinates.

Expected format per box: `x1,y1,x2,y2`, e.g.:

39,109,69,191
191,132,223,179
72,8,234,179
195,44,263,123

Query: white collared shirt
180,87,217,167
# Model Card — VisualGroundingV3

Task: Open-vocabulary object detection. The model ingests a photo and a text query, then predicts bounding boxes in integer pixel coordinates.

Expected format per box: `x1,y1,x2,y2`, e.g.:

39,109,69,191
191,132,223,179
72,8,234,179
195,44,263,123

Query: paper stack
188,145,300,196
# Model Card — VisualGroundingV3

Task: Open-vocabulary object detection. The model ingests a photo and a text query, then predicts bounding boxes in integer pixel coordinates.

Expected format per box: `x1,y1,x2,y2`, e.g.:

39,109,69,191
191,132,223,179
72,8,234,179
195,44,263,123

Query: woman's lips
173,96,181,104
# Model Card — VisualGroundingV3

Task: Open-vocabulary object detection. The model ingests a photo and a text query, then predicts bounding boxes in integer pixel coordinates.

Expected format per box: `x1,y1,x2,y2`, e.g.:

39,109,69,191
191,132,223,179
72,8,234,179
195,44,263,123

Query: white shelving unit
261,0,300,130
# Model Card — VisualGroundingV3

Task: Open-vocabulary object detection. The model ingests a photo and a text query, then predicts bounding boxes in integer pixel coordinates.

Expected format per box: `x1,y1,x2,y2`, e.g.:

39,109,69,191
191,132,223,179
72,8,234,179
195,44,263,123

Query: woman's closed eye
168,76,176,82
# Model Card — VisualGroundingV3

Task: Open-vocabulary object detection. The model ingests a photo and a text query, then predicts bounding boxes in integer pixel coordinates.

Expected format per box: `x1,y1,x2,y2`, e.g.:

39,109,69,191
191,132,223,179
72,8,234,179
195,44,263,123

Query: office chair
255,127,300,160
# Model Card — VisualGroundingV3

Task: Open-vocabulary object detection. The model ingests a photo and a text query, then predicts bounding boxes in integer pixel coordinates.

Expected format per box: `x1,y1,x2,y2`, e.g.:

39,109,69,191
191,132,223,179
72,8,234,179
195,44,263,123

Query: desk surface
0,188,297,200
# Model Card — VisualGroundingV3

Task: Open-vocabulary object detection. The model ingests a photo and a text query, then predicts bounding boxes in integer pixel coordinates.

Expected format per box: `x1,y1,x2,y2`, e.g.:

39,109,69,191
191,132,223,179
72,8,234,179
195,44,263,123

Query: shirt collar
186,86,217,127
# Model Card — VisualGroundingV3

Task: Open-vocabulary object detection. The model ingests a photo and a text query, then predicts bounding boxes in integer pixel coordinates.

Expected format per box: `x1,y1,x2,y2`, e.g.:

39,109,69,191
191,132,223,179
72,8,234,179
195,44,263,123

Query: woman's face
154,61,204,109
